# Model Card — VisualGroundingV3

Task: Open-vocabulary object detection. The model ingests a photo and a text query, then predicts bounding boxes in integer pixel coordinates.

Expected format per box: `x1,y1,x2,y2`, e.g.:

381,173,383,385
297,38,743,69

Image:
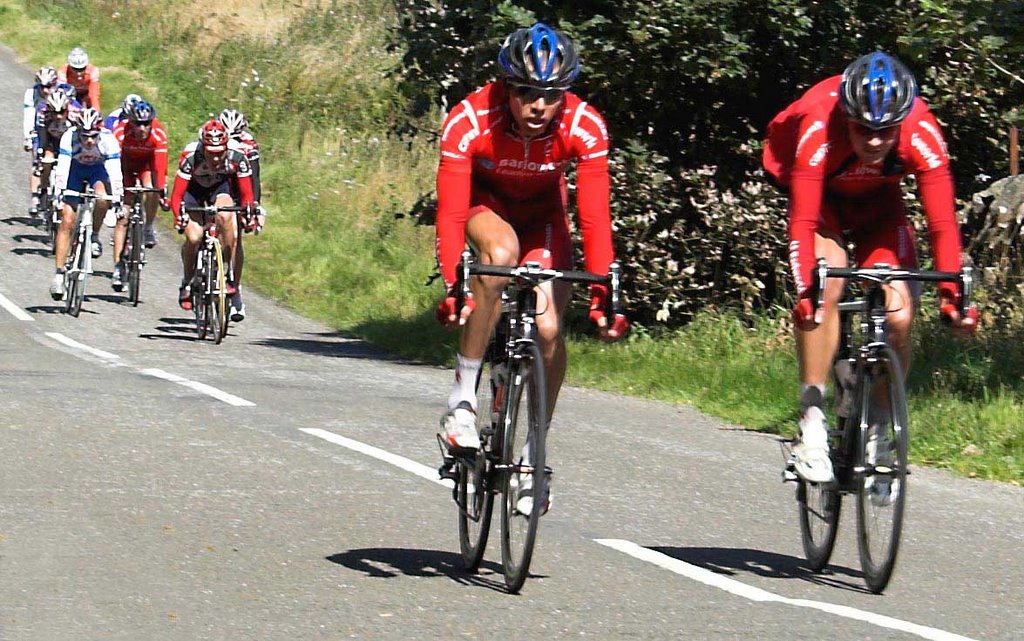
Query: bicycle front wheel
127,220,143,305
65,237,86,317
855,349,908,594
500,342,547,593
208,239,228,343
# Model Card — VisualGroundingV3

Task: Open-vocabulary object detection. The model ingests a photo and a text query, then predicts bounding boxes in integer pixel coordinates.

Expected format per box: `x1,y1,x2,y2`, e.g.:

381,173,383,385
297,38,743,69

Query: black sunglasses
509,82,566,104
80,131,100,139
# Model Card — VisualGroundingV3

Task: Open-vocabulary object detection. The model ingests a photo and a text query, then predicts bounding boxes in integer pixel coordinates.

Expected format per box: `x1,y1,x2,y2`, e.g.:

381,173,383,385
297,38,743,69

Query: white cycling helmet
121,93,143,113
77,107,102,133
36,66,58,87
67,47,89,69
46,90,71,113
218,108,248,137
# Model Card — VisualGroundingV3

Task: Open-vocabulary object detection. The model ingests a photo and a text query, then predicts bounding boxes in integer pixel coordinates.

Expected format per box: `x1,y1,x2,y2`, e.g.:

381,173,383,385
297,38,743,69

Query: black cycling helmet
839,52,918,130
497,22,580,88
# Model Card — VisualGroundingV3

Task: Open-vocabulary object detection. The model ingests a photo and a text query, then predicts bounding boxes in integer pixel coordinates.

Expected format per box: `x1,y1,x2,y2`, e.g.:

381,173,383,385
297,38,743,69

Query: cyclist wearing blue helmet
434,23,628,516
762,52,977,484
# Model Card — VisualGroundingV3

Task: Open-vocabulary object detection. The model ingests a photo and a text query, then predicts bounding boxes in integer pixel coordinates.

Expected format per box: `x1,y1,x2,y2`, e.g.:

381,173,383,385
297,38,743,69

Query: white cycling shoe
514,471,552,517
440,401,480,450
791,406,835,484
865,409,897,506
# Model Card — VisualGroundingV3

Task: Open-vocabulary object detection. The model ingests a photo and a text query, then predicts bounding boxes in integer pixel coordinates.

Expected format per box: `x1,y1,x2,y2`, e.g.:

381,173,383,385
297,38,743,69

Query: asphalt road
1,42,1022,641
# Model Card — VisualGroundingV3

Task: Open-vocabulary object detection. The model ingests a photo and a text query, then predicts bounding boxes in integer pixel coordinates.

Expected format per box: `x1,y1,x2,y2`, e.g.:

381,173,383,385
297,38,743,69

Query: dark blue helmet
839,52,918,130
128,100,156,124
498,22,580,88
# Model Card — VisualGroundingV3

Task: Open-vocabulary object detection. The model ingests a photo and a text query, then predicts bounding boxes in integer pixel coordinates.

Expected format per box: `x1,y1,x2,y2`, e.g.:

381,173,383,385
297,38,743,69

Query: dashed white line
594,539,978,641
45,332,120,361
0,292,34,321
138,368,255,407
300,428,453,488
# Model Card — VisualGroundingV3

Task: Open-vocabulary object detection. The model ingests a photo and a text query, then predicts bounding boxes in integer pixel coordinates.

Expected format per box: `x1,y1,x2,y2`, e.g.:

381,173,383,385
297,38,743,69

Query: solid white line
300,428,454,489
593,539,978,641
138,368,255,407
0,292,33,321
45,332,120,361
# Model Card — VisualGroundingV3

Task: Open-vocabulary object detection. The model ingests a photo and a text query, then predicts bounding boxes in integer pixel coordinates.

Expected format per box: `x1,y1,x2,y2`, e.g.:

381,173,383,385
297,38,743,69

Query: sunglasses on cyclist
508,82,567,104
849,121,900,138
80,131,100,139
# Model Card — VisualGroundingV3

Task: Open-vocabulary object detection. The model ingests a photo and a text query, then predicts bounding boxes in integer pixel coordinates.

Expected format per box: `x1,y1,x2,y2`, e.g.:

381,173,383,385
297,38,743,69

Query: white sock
448,354,482,412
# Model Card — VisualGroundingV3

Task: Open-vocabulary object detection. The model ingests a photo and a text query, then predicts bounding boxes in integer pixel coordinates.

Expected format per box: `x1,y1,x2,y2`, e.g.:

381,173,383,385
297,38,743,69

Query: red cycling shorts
819,187,918,271
467,185,573,270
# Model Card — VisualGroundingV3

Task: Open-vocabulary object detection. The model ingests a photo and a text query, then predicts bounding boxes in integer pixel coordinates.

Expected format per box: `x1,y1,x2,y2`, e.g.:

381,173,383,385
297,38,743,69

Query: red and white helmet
199,119,229,152
36,66,58,87
77,107,102,133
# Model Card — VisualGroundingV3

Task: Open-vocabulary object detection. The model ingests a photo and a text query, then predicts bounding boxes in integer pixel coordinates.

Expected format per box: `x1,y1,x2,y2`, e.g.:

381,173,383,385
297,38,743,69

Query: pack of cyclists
16,34,983,507
20,47,265,324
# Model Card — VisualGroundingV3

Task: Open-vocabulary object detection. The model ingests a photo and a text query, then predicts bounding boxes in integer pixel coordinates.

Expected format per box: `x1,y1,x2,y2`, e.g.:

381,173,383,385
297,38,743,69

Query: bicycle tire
65,225,87,317
457,358,502,571
127,217,143,305
193,251,208,340
500,341,547,593
855,349,908,594
210,238,228,343
797,474,841,571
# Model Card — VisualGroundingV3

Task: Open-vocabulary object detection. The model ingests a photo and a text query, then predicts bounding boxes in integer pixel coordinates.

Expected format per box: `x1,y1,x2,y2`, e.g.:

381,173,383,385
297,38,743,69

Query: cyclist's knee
479,240,519,268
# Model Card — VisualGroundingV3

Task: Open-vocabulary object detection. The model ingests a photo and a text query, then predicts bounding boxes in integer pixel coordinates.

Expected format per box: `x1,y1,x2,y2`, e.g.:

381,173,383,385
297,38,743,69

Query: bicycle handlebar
125,186,164,194
62,189,117,202
813,259,974,317
183,205,249,214
455,249,624,318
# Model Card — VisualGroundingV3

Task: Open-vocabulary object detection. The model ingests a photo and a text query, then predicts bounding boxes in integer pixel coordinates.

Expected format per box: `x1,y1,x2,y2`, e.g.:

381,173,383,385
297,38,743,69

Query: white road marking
45,332,120,361
594,539,978,641
300,428,454,488
138,368,255,407
0,292,34,321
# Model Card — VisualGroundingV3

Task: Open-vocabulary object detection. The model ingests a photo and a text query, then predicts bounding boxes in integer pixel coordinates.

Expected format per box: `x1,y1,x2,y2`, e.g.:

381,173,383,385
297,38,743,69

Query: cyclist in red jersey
110,100,168,290
57,48,100,110
169,120,255,312
763,52,977,483
435,23,628,508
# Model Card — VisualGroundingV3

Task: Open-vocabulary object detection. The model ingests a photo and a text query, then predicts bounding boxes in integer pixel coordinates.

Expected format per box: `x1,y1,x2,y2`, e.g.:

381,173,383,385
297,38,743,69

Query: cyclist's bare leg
139,171,158,227
461,208,519,360
795,231,848,390
181,219,203,283
233,224,244,287
214,193,238,273
91,181,108,236
534,280,571,421
55,202,78,267
113,185,133,265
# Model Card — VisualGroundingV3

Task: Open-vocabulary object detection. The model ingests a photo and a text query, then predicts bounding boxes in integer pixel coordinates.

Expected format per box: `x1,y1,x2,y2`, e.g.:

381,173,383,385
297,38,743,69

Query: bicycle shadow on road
253,333,408,362
652,546,872,595
11,233,49,244
326,547,514,593
1,216,38,226
11,247,50,257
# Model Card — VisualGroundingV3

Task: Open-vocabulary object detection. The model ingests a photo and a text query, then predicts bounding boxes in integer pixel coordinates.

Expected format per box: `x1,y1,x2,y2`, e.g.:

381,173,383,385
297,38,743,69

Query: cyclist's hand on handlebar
589,284,629,342
792,296,825,331
174,211,190,233
436,290,475,327
159,197,171,212
939,293,978,338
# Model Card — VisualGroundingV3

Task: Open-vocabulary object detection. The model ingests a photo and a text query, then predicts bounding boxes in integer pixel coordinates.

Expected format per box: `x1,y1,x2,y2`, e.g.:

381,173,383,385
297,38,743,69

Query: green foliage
393,0,1024,325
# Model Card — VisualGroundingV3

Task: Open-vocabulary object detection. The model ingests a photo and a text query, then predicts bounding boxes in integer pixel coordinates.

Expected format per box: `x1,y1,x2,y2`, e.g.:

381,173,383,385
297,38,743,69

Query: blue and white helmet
67,47,89,69
839,52,918,130
121,93,143,113
497,22,580,88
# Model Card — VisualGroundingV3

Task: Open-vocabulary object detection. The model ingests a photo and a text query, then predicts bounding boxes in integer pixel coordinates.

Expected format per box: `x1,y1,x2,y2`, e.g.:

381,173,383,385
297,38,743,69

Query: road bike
120,186,162,306
786,259,974,593
60,188,115,317
181,205,245,344
439,250,623,592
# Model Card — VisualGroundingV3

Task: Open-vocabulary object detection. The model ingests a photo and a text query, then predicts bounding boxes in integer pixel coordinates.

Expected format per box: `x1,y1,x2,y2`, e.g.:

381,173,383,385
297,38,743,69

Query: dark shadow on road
1,216,36,226
651,546,871,594
12,233,48,244
11,247,50,256
158,317,195,325
253,332,408,362
138,333,202,342
24,304,98,316
326,547,527,593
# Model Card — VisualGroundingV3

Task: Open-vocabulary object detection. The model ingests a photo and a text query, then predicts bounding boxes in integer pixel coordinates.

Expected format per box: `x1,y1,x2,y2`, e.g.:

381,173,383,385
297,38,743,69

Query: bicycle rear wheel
127,219,143,305
457,357,503,570
798,475,841,571
500,342,547,593
193,256,208,340
65,236,86,317
855,350,908,594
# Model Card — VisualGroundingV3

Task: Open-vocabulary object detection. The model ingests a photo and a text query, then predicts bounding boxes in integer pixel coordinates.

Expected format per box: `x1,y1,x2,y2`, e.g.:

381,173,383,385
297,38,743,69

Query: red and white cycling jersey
763,75,961,297
112,118,169,190
435,80,614,288
169,140,254,214
57,63,100,110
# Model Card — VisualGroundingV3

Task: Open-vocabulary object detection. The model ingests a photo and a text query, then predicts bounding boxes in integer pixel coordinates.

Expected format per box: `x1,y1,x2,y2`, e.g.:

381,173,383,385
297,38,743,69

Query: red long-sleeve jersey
112,118,169,190
764,76,961,297
435,81,614,288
